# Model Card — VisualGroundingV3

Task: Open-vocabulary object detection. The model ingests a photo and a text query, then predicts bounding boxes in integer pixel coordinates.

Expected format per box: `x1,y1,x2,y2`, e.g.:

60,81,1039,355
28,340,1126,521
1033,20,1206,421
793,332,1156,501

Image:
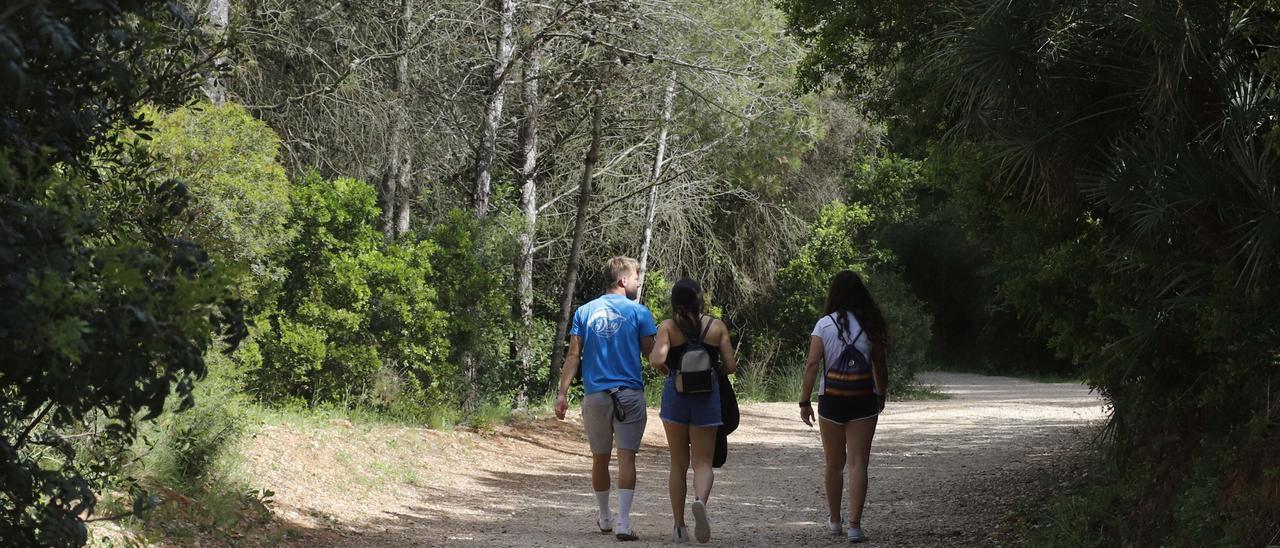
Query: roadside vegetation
5,1,1276,546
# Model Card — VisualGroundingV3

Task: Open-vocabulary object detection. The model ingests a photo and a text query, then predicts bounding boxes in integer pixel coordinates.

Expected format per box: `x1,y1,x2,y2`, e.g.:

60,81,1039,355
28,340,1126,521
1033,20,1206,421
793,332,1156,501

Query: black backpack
675,317,715,394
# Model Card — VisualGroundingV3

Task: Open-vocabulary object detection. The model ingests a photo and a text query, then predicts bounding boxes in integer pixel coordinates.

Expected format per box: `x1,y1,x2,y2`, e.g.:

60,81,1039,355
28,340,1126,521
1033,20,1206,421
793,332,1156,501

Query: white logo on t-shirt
588,306,625,339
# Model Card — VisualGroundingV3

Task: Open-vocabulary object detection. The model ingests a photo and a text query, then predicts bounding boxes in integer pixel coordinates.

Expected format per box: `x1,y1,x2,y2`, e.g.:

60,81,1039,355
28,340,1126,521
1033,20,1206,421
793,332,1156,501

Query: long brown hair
822,270,888,351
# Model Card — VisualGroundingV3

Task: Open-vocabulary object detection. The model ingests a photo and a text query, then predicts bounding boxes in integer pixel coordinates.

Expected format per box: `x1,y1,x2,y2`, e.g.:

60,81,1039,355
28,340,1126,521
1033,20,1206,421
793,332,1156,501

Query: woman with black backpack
797,270,889,544
649,278,738,544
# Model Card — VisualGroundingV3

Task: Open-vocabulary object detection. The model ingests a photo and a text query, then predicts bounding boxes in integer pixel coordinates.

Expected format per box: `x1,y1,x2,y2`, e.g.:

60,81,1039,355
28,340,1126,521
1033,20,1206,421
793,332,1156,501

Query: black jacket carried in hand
713,374,739,468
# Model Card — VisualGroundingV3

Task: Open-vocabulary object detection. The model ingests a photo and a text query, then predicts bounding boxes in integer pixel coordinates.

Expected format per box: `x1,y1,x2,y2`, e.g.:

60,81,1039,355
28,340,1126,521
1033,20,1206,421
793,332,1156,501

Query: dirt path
250,372,1106,547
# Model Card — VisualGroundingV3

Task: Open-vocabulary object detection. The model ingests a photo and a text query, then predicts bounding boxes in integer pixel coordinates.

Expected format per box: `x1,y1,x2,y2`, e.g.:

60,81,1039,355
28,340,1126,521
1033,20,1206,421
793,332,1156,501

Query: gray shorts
582,388,647,454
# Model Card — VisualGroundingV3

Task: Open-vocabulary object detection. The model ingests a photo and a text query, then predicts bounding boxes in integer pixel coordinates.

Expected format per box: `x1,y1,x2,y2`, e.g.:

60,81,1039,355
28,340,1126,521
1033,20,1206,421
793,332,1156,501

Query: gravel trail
260,372,1107,547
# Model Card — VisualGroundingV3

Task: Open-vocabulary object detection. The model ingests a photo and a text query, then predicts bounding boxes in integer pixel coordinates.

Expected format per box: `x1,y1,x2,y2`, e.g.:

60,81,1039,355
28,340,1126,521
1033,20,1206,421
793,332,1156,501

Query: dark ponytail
822,270,888,351
670,278,704,337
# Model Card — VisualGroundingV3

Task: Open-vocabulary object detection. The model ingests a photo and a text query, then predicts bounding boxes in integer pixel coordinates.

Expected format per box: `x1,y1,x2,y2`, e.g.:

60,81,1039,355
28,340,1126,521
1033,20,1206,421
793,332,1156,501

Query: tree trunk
393,152,413,236
379,118,404,237
380,0,413,238
202,0,230,105
636,72,676,302
463,0,516,410
514,19,542,408
473,0,517,219
549,88,605,389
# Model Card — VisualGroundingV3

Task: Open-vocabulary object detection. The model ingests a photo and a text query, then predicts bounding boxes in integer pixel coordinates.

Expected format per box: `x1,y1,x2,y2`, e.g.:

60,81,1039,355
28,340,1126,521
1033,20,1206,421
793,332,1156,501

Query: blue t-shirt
570,293,657,394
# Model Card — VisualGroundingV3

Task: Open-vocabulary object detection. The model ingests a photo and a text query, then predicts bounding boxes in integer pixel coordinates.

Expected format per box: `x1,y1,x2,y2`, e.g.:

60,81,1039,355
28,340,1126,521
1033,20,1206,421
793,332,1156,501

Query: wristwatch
798,400,811,407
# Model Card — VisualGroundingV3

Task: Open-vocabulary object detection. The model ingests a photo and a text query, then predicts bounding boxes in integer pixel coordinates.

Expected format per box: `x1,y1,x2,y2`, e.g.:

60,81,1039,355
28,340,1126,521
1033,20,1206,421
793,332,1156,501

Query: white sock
618,488,635,530
595,490,611,520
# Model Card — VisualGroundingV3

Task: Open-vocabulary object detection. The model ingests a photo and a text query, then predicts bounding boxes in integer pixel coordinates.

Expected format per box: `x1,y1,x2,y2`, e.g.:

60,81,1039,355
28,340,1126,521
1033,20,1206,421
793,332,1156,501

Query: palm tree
929,0,1280,452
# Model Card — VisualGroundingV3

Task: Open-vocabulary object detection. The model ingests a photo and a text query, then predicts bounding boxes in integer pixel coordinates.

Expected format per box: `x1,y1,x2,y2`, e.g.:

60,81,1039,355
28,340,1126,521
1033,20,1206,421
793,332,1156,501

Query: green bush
0,2,238,542
0,156,242,545
733,335,784,401
844,154,925,230
248,174,451,408
731,337,809,403
865,269,932,390
119,355,276,543
423,209,546,404
641,269,673,322
766,357,809,402
139,102,295,298
775,201,879,338
142,357,249,490
773,201,931,388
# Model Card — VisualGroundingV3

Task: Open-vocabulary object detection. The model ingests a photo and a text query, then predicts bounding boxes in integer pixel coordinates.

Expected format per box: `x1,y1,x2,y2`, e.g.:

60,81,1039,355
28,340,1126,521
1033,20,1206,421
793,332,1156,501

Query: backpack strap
830,312,864,347
677,315,711,344
849,327,864,345
698,316,713,342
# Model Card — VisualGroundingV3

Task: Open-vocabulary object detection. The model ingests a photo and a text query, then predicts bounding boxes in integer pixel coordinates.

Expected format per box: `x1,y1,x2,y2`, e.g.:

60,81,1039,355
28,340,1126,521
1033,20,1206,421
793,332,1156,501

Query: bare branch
543,32,753,76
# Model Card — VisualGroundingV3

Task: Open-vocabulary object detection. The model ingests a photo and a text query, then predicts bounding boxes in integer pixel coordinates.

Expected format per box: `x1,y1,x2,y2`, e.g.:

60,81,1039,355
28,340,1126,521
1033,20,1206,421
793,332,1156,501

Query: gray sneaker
827,520,844,536
847,526,869,543
597,515,613,533
691,499,711,543
673,525,689,543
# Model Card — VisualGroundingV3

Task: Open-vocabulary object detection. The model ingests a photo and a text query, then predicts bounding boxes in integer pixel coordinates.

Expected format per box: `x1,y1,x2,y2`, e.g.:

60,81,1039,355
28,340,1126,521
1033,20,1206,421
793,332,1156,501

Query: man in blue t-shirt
555,256,657,541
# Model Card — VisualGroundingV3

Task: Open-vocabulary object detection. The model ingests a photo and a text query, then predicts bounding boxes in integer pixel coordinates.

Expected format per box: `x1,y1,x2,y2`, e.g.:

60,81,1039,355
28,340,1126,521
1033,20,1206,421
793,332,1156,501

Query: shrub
733,335,784,401
865,269,932,390
774,201,930,387
139,102,294,297
421,209,522,404
248,174,450,408
0,156,242,545
143,358,249,490
775,201,878,337
0,2,237,542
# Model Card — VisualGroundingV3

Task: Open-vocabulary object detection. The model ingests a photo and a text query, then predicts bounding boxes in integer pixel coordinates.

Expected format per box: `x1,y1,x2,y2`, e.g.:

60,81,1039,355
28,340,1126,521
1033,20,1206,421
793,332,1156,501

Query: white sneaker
673,525,689,543
827,520,844,536
614,526,638,541
847,526,869,543
691,499,711,543
597,514,613,533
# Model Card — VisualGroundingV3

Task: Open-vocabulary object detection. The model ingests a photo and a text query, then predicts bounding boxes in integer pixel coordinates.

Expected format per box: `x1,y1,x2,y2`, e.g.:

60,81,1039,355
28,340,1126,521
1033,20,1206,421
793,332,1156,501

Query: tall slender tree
636,71,677,302
549,86,605,387
379,0,415,238
473,0,518,219
514,2,544,407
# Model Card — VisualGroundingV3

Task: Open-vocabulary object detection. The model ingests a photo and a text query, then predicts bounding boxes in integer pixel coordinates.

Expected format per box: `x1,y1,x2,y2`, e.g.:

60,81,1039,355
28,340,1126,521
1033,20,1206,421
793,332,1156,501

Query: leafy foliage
139,102,295,296
778,0,948,149
0,155,240,546
248,174,450,408
420,209,527,404
774,201,930,389
776,201,878,333
782,0,1280,543
0,2,240,546
848,152,1069,374
0,0,204,165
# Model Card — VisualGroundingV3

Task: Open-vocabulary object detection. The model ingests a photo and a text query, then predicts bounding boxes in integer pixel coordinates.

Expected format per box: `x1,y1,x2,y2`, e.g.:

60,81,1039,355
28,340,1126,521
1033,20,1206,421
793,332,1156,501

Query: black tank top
667,316,720,375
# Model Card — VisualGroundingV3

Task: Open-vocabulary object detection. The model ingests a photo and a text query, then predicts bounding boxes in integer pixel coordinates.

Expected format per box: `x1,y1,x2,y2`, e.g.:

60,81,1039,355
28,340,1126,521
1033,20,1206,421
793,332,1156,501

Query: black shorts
818,394,882,424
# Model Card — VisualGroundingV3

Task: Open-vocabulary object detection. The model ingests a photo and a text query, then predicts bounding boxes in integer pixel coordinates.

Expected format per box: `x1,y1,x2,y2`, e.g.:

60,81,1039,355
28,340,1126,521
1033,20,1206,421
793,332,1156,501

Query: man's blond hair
605,256,640,288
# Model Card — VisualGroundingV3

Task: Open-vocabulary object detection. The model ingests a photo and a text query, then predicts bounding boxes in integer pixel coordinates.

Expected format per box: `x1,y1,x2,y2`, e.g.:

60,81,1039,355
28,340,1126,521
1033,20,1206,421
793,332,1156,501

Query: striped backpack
823,322,875,398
